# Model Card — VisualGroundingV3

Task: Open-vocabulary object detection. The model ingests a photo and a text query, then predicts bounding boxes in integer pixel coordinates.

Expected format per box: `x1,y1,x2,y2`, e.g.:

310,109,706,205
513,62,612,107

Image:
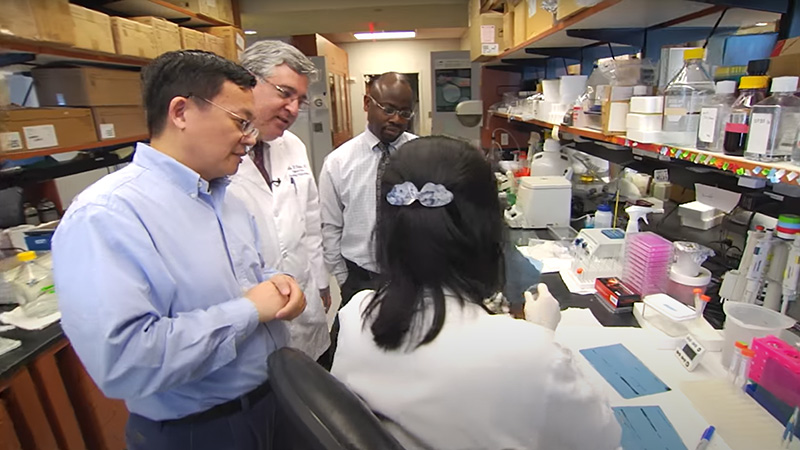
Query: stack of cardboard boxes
1,0,244,61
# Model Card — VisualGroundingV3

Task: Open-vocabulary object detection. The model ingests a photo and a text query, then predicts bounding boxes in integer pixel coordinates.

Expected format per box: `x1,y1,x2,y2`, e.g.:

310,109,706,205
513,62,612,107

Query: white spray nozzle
625,205,663,233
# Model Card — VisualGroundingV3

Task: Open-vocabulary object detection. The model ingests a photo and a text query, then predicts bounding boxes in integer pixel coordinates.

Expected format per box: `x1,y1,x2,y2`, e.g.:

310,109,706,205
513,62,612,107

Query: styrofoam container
641,293,697,337
626,113,662,131
678,201,720,221
626,129,663,143
629,96,664,114
680,214,724,230
542,80,561,103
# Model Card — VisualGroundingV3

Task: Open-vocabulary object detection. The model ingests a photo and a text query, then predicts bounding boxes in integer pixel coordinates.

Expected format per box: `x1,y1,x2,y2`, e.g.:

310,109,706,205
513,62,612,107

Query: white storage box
516,176,572,229
626,130,663,143
680,214,725,230
629,96,664,114
641,293,696,337
626,113,662,131
678,201,720,221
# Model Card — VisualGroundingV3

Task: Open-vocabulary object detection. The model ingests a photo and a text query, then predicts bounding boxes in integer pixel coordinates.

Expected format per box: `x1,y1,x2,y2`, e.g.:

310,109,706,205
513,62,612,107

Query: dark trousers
322,259,380,369
125,392,277,450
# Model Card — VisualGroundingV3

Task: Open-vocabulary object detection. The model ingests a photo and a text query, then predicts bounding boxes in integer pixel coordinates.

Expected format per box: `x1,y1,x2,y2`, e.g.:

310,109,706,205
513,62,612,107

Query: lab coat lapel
239,149,273,196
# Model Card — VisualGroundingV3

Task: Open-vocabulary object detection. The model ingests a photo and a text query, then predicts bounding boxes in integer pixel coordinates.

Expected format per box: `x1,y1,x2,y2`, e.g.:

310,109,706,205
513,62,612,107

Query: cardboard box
771,36,800,56
32,66,143,107
768,54,800,78
0,0,40,41
513,1,527,46
0,107,97,153
204,34,228,58
470,12,504,61
557,0,600,20
526,0,555,40
90,106,147,140
198,26,246,61
180,28,207,50
164,0,233,24
502,8,514,51
31,0,76,45
111,17,157,59
130,17,182,56
69,5,115,54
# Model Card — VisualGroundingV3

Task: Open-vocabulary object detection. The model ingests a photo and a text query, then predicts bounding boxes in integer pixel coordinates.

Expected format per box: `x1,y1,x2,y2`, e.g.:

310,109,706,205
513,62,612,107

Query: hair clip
386,182,453,208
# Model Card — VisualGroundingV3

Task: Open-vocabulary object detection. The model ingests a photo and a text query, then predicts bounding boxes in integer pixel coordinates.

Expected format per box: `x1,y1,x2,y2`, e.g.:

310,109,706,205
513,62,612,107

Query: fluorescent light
244,30,258,35
755,22,768,26
354,31,416,40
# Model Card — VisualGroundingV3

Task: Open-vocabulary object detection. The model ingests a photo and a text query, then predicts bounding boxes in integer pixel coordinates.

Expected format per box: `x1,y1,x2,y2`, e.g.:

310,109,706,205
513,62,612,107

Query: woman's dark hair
363,136,505,350
141,50,256,137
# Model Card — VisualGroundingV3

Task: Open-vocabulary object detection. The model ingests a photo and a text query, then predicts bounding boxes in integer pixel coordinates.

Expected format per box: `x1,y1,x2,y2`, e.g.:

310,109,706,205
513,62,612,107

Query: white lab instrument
764,236,792,311
743,229,774,305
678,201,725,230
530,139,572,178
625,205,662,233
675,334,706,371
504,176,572,229
563,228,626,290
782,235,800,314
667,242,714,306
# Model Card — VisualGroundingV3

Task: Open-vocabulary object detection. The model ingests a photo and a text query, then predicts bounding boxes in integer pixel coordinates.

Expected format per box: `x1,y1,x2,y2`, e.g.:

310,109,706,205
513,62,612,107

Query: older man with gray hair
228,40,331,365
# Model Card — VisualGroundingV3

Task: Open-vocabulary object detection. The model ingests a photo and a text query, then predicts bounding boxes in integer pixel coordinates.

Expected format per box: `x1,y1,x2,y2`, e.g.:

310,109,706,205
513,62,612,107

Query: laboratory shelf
0,135,147,161
0,36,151,68
488,0,782,65
101,0,233,27
0,149,134,190
492,111,800,185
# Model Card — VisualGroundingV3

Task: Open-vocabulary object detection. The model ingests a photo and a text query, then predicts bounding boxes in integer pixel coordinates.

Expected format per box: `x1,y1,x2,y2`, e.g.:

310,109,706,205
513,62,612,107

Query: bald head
365,72,414,143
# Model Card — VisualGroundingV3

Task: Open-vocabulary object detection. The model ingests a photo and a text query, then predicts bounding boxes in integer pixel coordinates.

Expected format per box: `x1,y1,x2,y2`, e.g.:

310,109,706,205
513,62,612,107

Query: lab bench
0,307,127,450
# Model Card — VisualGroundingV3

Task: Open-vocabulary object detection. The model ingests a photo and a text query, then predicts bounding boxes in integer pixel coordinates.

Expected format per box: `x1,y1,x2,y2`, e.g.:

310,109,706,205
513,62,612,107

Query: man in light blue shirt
52,50,306,450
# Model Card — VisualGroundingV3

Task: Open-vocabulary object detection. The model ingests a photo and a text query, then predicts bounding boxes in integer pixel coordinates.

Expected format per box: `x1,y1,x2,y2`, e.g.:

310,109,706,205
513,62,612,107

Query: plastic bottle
12,251,58,318
744,76,800,162
723,76,769,156
727,341,748,382
662,48,715,147
736,348,755,392
594,204,613,228
696,80,736,152
530,139,571,177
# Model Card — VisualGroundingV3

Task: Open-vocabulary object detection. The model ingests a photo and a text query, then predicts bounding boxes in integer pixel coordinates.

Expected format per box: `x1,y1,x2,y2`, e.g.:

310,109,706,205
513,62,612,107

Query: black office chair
268,347,406,450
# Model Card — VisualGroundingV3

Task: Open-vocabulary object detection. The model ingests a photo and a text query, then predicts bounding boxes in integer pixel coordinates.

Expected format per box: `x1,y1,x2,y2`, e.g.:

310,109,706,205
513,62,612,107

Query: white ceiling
239,0,470,41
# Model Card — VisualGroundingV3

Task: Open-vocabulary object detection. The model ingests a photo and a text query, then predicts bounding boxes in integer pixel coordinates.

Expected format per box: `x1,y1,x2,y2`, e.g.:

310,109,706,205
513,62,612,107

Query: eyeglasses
262,79,310,111
192,96,259,139
368,95,414,120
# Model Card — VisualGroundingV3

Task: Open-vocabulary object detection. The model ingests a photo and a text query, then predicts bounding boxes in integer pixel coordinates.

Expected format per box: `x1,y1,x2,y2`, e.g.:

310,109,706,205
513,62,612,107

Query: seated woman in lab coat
331,136,621,450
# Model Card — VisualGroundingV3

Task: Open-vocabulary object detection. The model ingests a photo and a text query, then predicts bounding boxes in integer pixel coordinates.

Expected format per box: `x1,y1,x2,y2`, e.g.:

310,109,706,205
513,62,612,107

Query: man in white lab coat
228,41,330,363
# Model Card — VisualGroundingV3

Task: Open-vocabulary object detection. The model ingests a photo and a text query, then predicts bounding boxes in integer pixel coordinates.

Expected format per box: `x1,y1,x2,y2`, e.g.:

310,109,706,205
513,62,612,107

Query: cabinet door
329,71,352,148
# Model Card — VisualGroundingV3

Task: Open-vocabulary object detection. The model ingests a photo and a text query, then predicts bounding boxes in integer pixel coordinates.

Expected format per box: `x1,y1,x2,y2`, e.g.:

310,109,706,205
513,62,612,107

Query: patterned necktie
251,141,272,189
375,141,391,218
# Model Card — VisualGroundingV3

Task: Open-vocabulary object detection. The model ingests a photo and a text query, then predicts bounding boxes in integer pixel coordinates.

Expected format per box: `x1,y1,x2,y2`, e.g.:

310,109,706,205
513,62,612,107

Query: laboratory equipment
565,228,626,290
735,348,755,391
622,232,673,296
764,234,793,311
750,336,800,411
695,291,710,318
36,198,59,223
723,76,769,156
667,267,712,306
673,241,715,277
594,277,641,313
727,341,748,382
675,334,706,372
625,205,661,234
696,80,736,152
782,235,800,314
662,48,715,147
594,204,613,229
694,425,715,450
744,76,800,162
23,203,39,225
11,251,58,319
721,301,795,368
503,176,572,229
529,139,571,177
638,293,696,337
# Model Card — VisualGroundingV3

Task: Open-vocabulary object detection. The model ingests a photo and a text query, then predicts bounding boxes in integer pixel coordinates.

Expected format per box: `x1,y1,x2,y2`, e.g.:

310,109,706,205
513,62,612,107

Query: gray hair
240,40,317,82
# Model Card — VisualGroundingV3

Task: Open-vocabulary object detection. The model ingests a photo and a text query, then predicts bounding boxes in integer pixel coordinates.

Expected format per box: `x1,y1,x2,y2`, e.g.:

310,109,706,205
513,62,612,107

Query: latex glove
523,283,561,331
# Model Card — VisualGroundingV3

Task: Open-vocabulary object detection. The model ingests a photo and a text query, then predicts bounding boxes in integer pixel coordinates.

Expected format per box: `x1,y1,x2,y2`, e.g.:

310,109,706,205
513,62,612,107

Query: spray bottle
625,205,662,233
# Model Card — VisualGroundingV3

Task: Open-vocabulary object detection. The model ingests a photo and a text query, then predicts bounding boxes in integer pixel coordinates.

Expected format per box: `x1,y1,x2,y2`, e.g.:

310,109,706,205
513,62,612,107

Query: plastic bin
721,302,796,367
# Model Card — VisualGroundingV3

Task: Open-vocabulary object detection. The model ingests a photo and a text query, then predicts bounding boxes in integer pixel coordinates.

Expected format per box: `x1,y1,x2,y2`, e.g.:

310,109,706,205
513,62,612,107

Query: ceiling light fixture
354,31,416,40
755,22,768,26
244,30,258,35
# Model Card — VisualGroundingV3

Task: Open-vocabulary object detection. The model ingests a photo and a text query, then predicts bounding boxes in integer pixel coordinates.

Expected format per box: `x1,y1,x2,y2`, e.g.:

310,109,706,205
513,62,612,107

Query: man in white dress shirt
319,72,417,305
228,41,331,364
